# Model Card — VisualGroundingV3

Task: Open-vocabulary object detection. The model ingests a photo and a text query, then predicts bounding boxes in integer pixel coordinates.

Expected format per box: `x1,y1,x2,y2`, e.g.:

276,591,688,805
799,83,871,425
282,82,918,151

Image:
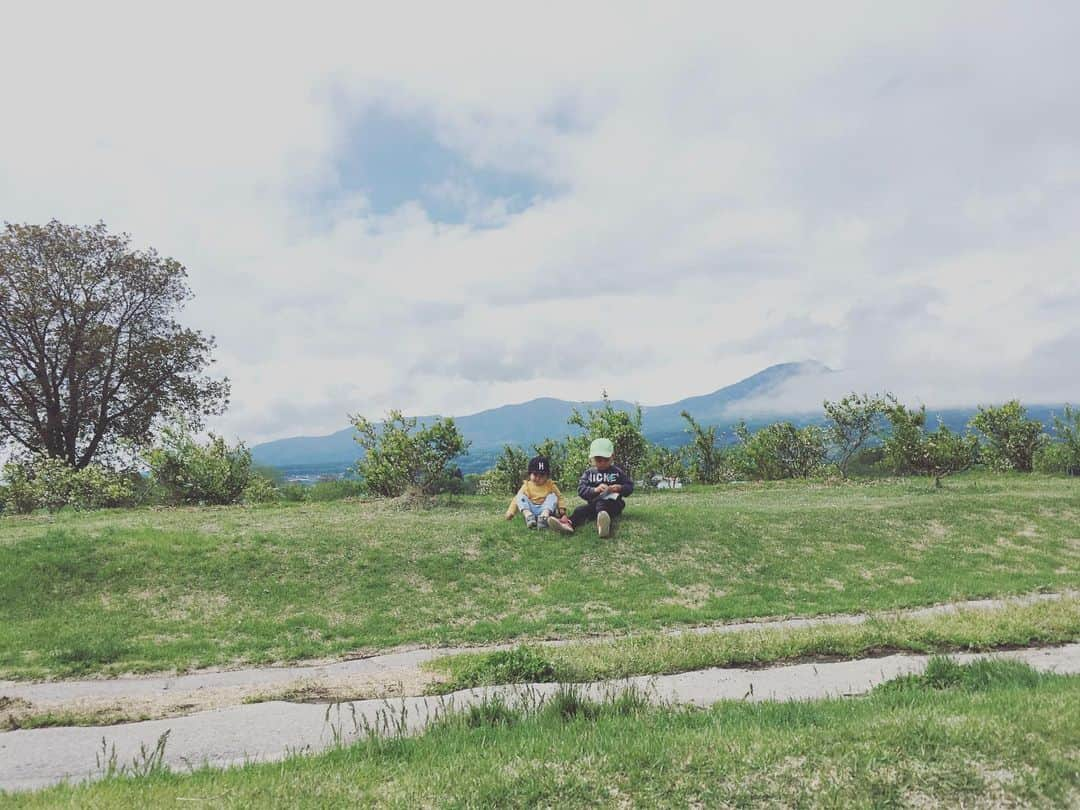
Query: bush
566,394,649,479
241,475,279,504
1033,405,1080,475
681,411,724,484
883,403,978,486
823,393,888,477
146,423,254,505
483,445,530,496
0,456,137,514
732,421,828,480
640,444,687,489
350,410,470,497
969,400,1047,472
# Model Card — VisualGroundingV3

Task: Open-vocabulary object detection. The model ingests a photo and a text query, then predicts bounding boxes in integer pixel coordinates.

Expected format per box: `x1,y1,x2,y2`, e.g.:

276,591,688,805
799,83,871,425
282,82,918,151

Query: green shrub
241,475,279,504
882,403,979,486
566,394,649,479
969,400,1047,472
641,444,687,488
0,456,137,514
350,411,470,497
681,411,725,484
823,393,888,477
485,445,530,496
1033,405,1080,476
732,421,828,480
146,423,253,505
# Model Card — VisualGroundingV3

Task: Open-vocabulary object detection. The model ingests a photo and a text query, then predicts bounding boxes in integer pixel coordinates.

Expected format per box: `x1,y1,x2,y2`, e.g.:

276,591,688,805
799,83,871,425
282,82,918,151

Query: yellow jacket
506,479,566,515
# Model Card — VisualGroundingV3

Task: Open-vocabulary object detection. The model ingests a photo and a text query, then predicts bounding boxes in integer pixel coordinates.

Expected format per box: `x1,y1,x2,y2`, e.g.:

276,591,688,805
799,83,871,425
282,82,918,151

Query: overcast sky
2,2,1078,443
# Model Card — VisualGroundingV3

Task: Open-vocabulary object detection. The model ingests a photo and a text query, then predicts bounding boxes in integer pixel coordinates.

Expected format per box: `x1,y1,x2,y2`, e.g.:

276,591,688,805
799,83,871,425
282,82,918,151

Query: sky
2,1,1078,443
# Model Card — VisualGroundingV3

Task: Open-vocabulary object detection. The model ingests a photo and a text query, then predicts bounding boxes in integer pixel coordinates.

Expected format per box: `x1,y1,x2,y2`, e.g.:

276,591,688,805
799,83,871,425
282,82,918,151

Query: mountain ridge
251,361,828,470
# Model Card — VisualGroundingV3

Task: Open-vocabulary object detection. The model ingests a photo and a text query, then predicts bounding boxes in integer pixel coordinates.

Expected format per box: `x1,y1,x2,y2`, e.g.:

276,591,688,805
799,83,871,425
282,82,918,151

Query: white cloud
2,1,1078,444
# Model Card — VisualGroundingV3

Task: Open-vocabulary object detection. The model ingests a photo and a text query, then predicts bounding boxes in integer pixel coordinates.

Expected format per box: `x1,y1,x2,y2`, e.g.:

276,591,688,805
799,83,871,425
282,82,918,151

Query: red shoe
550,515,574,534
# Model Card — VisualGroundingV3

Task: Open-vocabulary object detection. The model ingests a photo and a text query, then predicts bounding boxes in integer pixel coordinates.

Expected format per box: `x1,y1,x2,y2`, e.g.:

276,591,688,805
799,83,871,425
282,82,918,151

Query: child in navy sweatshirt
569,438,634,537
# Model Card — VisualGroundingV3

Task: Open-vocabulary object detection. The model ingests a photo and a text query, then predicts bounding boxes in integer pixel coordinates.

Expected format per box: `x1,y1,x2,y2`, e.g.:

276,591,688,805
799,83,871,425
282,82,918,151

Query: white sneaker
597,510,611,538
538,510,551,528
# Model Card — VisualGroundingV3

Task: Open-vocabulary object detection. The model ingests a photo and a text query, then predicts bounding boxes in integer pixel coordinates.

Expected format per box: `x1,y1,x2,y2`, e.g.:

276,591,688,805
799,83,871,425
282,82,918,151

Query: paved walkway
3,644,1078,793
2,591,1068,723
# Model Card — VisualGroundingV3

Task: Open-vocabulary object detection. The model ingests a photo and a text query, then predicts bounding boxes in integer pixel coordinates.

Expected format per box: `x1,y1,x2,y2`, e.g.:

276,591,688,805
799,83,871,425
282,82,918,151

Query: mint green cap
589,438,614,458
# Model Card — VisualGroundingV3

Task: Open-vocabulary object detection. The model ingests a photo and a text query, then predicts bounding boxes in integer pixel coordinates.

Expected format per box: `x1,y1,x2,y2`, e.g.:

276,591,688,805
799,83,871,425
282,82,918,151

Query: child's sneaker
523,512,538,529
549,515,574,534
596,510,611,538
538,510,551,528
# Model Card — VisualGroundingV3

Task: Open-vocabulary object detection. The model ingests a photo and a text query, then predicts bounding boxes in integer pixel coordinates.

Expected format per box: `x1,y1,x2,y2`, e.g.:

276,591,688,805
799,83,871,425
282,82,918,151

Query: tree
680,410,724,484
485,444,531,495
883,402,978,487
566,392,649,479
968,400,1046,472
351,410,469,497
0,221,228,468
1034,405,1080,476
733,421,828,479
823,393,888,478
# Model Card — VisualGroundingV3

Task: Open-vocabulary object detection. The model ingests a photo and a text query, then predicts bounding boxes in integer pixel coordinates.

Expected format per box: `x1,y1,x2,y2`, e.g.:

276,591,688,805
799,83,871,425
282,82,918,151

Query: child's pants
516,492,559,517
569,497,625,528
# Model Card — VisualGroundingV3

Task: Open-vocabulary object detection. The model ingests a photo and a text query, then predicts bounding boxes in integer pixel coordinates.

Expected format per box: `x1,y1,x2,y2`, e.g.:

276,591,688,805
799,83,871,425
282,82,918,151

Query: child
570,438,634,537
505,455,575,533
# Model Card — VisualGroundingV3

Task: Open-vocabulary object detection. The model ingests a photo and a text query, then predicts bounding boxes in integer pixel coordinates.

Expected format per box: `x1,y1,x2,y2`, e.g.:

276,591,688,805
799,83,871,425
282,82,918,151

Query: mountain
251,361,828,475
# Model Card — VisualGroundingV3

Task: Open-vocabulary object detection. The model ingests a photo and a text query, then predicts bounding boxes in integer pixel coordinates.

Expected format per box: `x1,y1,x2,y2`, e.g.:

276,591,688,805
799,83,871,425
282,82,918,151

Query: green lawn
1,473,1077,679
7,661,1079,808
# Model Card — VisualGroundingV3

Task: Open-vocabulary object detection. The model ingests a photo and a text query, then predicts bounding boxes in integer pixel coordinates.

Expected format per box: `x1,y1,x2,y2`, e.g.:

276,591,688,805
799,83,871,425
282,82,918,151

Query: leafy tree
823,393,888,477
968,400,1047,472
680,410,724,484
350,411,469,497
0,221,229,468
484,444,530,495
883,403,978,487
145,421,254,505
565,393,649,479
733,421,827,480
1033,405,1080,476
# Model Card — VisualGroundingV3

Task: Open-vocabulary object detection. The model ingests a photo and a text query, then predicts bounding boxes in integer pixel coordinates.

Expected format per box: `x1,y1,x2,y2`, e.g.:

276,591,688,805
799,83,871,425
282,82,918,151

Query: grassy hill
2,472,1076,680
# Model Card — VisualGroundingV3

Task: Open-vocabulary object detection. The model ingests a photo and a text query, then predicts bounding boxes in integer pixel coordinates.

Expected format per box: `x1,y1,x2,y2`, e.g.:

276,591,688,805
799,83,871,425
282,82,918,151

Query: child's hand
595,483,609,494
504,511,515,520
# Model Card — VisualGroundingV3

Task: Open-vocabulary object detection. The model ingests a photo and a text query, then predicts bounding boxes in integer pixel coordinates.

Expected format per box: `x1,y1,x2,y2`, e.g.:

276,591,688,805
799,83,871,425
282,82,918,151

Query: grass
426,595,1080,691
1,472,1077,679
5,660,1078,807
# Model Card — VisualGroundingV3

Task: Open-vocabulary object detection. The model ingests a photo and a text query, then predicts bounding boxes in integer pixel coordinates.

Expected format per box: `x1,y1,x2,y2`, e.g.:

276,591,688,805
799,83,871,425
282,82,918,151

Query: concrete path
2,643,1078,793
2,591,1068,724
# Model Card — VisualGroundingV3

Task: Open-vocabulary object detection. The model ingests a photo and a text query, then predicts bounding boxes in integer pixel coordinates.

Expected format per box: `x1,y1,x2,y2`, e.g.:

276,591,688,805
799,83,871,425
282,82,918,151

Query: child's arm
552,482,566,515
578,469,595,501
505,486,523,519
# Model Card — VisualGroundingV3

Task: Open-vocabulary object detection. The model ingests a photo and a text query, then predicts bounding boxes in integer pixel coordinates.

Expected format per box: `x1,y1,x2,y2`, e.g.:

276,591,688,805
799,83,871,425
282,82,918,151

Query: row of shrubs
480,396,1080,495
3,395,1078,514
0,423,366,515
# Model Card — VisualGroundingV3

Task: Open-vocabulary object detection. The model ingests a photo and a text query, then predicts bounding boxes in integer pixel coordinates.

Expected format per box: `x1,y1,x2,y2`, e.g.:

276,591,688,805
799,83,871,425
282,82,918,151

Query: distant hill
251,361,828,475
251,361,1069,478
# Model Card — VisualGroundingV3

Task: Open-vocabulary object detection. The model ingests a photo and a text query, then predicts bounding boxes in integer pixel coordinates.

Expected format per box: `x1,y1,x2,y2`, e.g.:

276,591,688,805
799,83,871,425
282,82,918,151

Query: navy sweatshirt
578,464,635,502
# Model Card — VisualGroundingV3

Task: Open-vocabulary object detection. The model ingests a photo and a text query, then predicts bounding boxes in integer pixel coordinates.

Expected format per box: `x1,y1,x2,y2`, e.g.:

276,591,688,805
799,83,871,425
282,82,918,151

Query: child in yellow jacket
504,456,574,533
